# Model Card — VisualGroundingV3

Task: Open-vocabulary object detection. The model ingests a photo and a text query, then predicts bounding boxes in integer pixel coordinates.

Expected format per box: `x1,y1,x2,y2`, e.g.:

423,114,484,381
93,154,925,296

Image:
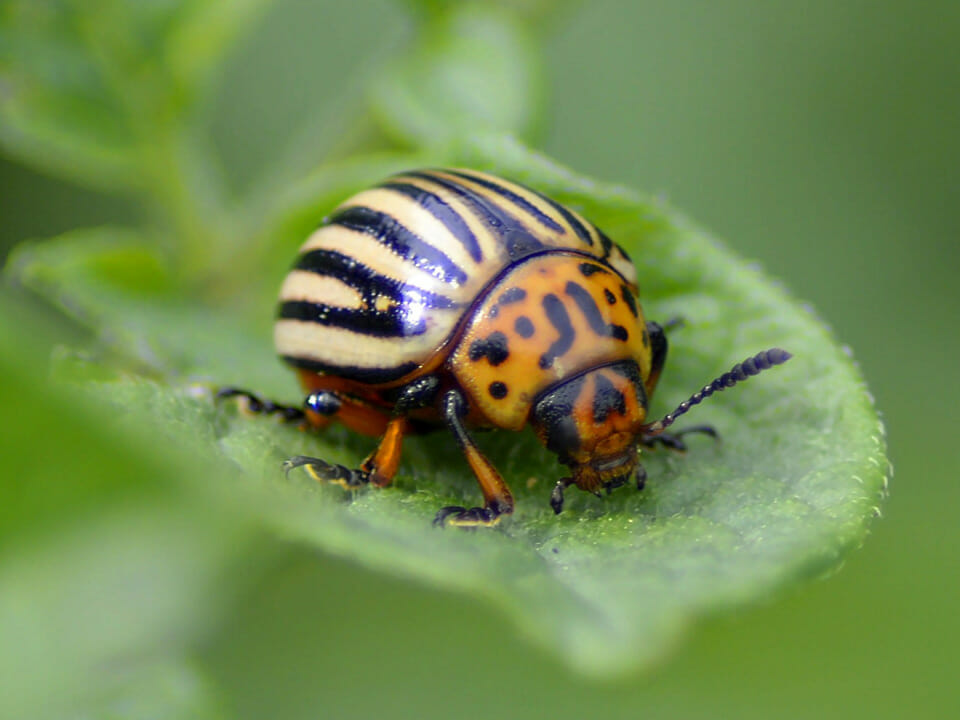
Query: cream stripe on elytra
390,173,505,272
278,270,363,309
338,187,483,274
275,317,454,370
448,168,577,239
299,225,458,297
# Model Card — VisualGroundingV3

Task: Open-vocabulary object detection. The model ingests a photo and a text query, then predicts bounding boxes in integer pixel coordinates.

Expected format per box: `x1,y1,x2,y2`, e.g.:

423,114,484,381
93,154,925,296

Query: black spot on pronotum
603,288,617,305
564,281,629,341
641,327,650,348
497,287,527,305
469,331,510,366
539,294,575,369
514,316,535,338
578,262,603,277
620,284,639,317
488,381,508,399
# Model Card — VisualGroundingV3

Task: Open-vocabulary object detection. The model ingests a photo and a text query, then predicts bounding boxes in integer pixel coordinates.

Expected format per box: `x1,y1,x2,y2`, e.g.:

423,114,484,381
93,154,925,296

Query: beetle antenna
644,349,792,435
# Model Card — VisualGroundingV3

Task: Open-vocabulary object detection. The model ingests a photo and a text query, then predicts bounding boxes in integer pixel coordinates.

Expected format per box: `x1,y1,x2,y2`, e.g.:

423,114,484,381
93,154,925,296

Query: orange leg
433,389,515,528
361,416,409,487
285,415,409,490
288,376,441,498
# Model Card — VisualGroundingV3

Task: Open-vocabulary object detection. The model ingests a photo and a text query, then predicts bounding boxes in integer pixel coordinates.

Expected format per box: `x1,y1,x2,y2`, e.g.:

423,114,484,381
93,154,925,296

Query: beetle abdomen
275,168,635,385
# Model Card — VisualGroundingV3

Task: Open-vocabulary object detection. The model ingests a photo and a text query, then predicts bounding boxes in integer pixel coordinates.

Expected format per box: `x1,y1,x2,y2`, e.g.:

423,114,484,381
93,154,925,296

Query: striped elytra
274,168,635,385
255,168,791,527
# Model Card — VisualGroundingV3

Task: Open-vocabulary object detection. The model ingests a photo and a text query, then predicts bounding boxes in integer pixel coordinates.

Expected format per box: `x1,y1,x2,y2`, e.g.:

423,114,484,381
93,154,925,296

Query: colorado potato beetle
220,168,790,527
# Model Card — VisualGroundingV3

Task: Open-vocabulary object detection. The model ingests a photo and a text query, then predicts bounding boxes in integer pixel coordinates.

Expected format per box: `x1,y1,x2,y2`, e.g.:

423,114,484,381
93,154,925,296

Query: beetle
219,168,790,527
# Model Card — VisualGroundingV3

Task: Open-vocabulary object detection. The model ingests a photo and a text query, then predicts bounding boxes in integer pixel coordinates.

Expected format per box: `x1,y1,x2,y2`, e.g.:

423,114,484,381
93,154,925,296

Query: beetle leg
286,378,441,492
635,462,647,491
216,387,305,423
640,424,718,452
359,416,409,487
283,455,370,489
393,375,441,414
550,477,574,514
434,389,515,528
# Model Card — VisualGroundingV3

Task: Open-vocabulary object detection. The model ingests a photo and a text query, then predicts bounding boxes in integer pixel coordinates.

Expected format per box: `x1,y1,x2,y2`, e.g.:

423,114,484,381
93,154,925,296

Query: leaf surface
4,139,888,675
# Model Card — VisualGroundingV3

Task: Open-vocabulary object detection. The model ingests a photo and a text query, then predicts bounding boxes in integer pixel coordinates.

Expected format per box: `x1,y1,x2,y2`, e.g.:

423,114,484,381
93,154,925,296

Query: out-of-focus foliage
371,4,543,147
0,0,270,190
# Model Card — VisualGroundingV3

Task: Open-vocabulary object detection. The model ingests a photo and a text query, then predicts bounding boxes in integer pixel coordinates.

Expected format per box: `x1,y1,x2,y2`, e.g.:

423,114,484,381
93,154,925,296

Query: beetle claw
550,477,574,515
283,455,370,489
635,463,648,491
433,504,503,528
641,424,718,452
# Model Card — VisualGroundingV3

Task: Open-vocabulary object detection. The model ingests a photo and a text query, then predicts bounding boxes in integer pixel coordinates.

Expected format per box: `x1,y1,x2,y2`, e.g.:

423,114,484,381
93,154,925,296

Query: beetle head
531,361,648,497
532,349,792,512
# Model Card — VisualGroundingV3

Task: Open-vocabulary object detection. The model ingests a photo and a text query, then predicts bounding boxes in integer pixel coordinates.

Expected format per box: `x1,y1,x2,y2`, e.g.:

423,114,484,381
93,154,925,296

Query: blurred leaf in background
1,0,956,719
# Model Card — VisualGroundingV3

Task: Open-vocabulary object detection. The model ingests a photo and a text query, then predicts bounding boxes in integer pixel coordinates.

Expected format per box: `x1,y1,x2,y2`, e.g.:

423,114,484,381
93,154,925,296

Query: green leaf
3,142,888,675
0,294,256,719
402,0,575,22
0,0,272,191
371,3,543,147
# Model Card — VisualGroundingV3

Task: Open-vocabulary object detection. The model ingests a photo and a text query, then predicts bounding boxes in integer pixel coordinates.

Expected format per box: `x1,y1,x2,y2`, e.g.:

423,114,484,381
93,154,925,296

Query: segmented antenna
644,348,792,435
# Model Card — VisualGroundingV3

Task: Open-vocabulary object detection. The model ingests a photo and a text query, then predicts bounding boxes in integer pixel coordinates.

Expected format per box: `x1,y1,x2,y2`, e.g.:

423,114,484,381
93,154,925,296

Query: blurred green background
1,0,957,718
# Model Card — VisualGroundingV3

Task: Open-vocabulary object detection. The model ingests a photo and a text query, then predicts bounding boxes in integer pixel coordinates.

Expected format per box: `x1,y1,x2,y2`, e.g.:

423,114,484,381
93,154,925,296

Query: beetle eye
305,391,342,416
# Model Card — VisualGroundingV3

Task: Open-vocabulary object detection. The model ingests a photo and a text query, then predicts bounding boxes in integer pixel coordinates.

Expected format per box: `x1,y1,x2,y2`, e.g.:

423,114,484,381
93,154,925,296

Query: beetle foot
635,463,647,492
283,455,370,489
550,478,575,514
433,504,505,528
217,387,305,423
640,424,718,452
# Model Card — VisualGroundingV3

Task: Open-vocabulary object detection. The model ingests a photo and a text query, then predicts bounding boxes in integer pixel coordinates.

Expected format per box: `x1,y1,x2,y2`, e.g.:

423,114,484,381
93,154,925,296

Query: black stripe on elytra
379,181,483,262
446,170,565,234
597,229,614,257
592,372,627,424
539,294,576,369
406,171,546,261
281,355,418,385
278,300,425,338
564,281,629,341
295,249,459,310
524,187,596,248
327,205,466,285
